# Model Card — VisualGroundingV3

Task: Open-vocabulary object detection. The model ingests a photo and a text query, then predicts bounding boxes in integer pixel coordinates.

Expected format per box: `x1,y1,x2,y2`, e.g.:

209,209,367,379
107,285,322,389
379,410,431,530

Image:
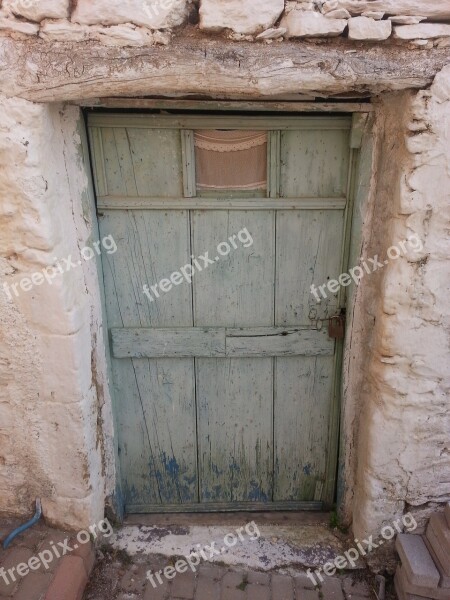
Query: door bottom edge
125,501,324,514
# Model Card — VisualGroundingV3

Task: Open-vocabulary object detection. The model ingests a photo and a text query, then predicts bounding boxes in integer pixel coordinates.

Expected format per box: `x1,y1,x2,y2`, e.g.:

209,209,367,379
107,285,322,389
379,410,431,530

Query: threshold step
395,533,440,588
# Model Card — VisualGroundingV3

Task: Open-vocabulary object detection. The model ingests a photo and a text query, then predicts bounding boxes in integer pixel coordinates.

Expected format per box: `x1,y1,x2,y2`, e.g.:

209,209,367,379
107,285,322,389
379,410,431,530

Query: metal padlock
328,314,346,339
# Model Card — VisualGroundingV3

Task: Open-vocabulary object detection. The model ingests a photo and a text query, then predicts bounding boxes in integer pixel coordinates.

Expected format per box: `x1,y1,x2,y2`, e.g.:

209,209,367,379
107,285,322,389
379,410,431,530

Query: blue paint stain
211,463,223,477
303,463,313,476
248,481,269,502
164,456,180,477
228,460,241,473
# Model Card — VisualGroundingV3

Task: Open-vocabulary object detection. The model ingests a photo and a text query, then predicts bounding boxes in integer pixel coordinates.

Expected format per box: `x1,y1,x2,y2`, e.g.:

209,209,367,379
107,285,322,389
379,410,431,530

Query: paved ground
0,517,94,600
0,514,397,600
83,513,398,600
84,548,387,600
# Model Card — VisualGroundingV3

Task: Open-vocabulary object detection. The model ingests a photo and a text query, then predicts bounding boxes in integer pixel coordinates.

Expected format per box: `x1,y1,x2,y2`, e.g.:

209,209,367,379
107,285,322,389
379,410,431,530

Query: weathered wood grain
225,327,334,357
83,98,374,112
1,36,448,102
97,196,348,210
280,129,350,198
98,209,199,506
111,326,334,358
112,327,226,358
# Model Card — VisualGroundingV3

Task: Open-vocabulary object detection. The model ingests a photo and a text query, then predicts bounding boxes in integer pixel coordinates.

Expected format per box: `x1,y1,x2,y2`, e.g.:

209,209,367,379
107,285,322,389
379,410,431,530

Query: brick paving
0,517,94,600
84,550,379,600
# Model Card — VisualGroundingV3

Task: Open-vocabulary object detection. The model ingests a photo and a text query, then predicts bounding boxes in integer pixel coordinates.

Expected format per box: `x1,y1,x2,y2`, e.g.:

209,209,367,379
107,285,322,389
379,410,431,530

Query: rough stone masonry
0,0,449,550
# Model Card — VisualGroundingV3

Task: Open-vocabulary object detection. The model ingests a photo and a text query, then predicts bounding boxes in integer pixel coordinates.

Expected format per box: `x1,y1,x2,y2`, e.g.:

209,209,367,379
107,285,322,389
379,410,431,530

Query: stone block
388,15,426,25
334,1,450,21
394,23,450,40
247,571,270,585
170,570,196,598
271,574,294,600
72,0,187,30
281,11,347,37
320,576,345,600
295,591,320,600
426,515,450,576
362,11,384,20
44,556,88,600
396,565,449,600
222,572,246,588
195,575,220,600
342,577,372,598
0,547,33,596
70,539,96,577
2,0,69,21
294,572,316,591
325,8,351,19
395,533,440,588
13,572,53,600
0,16,39,35
197,565,226,581
199,0,284,35
348,16,391,40
143,577,170,600
424,535,450,589
428,514,450,563
247,583,270,600
39,20,89,42
394,569,425,600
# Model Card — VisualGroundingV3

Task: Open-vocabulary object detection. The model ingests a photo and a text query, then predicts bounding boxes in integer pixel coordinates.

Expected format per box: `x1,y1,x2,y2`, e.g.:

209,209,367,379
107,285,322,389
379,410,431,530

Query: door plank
196,358,274,503
99,127,184,197
192,210,275,503
280,129,350,198
191,211,275,327
99,209,198,505
274,356,334,501
276,210,345,324
274,209,345,502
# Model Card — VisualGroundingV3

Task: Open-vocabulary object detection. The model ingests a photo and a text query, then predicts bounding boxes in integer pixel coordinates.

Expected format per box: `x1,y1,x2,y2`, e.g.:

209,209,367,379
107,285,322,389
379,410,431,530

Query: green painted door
88,114,354,513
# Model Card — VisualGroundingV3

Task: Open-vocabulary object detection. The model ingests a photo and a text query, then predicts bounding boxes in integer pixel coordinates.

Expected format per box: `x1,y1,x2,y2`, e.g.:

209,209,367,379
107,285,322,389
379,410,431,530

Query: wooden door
88,114,353,512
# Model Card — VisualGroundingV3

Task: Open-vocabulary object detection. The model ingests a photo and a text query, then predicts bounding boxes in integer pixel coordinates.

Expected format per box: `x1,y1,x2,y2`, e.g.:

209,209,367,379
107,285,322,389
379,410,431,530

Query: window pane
194,130,267,193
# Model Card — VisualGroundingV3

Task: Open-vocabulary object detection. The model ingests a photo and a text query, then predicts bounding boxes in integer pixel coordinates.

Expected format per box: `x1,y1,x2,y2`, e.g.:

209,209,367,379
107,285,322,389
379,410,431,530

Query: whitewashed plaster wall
0,98,116,529
342,67,450,541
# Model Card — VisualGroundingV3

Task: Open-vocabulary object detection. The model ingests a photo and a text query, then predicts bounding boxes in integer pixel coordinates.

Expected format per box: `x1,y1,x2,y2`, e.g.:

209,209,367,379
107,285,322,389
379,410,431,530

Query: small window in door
194,130,267,197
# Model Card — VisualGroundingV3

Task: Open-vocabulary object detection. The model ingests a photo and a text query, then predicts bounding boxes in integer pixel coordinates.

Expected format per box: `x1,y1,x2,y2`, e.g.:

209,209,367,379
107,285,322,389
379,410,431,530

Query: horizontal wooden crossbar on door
111,327,334,359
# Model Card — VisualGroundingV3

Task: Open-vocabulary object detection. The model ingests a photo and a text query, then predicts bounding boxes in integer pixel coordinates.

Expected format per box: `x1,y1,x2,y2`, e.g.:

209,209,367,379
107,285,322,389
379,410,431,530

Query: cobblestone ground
84,550,388,600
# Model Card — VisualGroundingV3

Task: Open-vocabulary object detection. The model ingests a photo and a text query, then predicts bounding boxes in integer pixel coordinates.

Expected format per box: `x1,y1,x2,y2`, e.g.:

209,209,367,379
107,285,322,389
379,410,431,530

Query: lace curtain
194,130,267,191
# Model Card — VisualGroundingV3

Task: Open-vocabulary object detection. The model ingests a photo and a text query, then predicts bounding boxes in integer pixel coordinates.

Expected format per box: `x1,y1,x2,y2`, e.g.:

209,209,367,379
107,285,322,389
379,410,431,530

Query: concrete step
430,514,450,553
396,565,448,600
394,570,433,600
426,523,450,578
395,533,440,588
424,533,450,588
426,514,450,574
445,503,450,529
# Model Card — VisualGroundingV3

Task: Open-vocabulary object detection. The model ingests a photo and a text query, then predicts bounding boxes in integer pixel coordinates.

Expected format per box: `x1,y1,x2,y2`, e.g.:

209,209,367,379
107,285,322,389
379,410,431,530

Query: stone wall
341,67,450,540
0,0,449,46
0,98,116,529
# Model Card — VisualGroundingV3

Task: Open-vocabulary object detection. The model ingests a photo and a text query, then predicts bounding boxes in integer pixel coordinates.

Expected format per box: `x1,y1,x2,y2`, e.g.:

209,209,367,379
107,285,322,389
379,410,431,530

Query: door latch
328,312,346,339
